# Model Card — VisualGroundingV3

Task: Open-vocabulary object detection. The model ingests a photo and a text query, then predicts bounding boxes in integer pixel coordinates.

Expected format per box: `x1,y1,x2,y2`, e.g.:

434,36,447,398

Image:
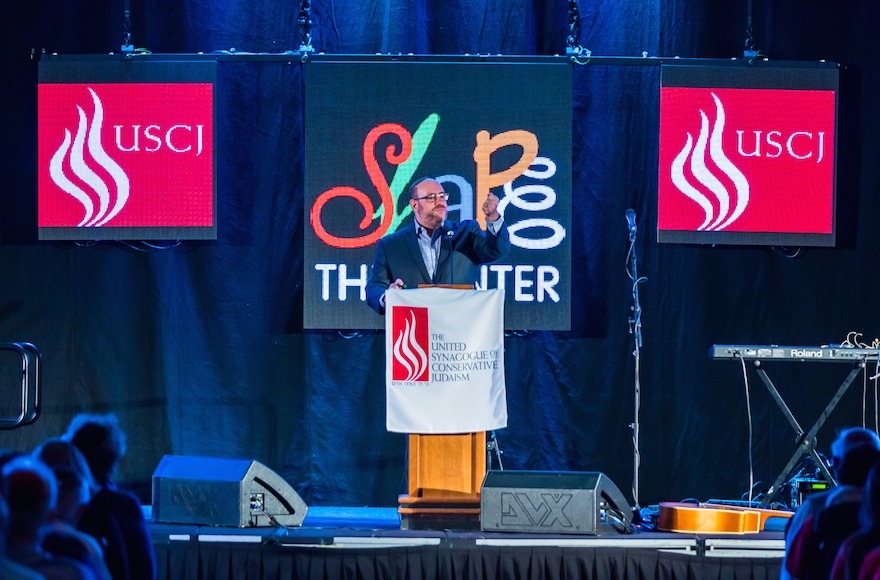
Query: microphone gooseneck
446,230,455,284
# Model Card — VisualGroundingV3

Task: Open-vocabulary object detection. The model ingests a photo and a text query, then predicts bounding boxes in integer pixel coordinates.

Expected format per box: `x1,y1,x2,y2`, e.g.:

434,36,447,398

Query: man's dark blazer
366,218,510,314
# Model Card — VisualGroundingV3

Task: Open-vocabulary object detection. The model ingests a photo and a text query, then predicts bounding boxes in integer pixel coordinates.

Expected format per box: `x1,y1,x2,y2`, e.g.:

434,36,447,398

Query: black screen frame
657,63,839,247
38,57,218,241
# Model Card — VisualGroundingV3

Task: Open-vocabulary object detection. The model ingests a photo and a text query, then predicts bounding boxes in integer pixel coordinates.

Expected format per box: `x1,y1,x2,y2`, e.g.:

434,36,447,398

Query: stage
148,507,787,580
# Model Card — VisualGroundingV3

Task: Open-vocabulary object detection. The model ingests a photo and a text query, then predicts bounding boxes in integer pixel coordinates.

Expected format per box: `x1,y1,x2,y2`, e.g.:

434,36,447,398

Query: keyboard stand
751,359,865,507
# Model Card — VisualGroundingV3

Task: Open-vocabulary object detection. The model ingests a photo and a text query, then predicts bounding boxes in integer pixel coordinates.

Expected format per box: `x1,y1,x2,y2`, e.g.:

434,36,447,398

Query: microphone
625,209,637,238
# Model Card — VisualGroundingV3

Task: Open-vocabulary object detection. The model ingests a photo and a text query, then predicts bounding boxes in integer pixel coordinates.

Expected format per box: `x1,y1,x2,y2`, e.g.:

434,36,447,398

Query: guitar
657,501,793,534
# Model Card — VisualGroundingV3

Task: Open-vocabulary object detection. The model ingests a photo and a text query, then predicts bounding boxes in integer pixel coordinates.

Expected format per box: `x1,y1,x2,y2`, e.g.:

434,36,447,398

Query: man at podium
366,177,511,314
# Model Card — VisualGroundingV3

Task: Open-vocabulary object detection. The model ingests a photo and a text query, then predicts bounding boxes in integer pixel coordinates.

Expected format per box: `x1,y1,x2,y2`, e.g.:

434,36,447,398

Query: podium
392,285,498,530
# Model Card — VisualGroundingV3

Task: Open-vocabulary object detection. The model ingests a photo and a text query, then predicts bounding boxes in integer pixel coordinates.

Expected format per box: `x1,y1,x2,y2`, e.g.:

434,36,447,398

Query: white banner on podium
384,287,507,434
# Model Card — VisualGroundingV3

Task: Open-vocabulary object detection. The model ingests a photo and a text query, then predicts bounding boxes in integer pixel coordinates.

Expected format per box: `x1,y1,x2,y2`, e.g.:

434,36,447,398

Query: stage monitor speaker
152,455,308,528
480,470,633,535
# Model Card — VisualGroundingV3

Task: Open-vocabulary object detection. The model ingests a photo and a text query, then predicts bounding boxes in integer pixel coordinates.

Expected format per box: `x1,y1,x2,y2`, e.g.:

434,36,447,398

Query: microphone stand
626,212,647,514
486,431,504,470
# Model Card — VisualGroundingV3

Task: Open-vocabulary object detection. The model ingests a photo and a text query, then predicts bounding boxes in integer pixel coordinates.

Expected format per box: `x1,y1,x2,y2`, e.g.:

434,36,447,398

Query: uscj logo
671,93,750,232
390,306,429,382
49,88,130,227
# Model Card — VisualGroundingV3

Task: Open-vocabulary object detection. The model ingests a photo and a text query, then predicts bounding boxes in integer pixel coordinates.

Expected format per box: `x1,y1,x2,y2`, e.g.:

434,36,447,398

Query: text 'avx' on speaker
151,455,308,528
480,470,633,535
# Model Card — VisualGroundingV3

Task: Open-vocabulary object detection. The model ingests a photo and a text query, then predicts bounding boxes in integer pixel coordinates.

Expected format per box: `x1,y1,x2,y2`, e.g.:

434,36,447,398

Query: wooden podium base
398,432,486,530
398,496,481,530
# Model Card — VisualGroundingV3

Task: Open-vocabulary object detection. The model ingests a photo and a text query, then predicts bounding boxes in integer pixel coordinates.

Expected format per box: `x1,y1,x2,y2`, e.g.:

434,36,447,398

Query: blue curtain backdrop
1,0,879,508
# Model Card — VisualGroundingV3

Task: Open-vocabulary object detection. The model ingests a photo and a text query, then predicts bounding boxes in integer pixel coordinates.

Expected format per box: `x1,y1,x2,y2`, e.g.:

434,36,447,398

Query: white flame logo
671,93,750,231
48,88,130,227
393,312,428,381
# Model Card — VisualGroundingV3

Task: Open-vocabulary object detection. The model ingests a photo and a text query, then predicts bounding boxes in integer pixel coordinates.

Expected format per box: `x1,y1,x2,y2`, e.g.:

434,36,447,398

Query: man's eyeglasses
414,192,449,203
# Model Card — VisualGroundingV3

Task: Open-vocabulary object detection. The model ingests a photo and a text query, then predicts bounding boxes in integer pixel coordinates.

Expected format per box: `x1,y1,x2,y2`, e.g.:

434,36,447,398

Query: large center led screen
305,60,572,330
658,65,838,246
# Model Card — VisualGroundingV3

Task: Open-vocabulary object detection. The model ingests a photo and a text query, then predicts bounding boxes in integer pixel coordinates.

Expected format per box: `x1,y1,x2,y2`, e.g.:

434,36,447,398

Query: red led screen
658,65,838,246
38,60,216,240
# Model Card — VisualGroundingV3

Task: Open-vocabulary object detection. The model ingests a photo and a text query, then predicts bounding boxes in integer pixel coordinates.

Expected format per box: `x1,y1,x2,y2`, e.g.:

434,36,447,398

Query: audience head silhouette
2,455,57,542
62,413,127,486
34,437,97,495
831,427,880,464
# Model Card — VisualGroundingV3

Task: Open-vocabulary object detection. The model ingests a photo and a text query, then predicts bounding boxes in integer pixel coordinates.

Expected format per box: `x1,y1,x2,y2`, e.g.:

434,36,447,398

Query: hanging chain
298,0,314,57
122,0,133,51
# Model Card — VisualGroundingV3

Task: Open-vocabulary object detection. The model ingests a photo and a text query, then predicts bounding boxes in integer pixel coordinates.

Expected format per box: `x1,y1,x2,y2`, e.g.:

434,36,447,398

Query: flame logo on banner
393,312,428,382
671,93,749,231
48,88,130,227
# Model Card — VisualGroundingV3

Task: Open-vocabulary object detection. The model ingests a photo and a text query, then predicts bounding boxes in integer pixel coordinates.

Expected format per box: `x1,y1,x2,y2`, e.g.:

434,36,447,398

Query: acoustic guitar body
657,501,793,534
